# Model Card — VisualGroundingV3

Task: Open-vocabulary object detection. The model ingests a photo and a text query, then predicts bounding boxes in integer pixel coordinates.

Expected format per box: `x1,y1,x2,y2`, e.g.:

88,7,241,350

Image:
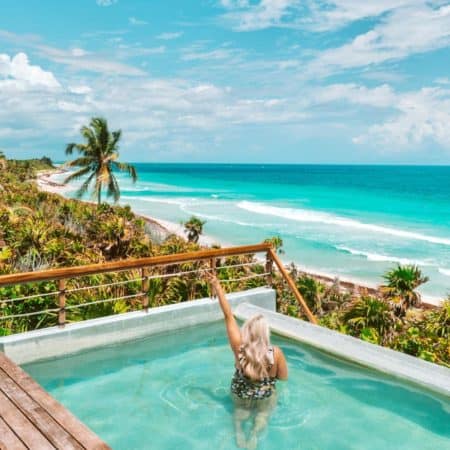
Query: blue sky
1,0,450,163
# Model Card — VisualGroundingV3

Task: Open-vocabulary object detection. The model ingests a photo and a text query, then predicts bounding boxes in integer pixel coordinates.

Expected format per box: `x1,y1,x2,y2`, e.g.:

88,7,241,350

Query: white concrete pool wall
0,287,275,365
1,286,449,397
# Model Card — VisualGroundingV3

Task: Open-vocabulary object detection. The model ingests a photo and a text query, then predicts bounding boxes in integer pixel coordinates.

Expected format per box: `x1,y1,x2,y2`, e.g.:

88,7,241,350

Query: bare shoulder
273,345,288,380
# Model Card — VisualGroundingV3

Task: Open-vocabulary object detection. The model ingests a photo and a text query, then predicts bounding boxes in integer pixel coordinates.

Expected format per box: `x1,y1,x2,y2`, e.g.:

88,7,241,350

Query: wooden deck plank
0,369,84,450
0,390,54,450
0,353,110,450
0,416,27,450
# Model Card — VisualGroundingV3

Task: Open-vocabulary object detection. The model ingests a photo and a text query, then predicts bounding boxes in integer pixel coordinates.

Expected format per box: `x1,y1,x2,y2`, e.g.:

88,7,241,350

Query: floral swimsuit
231,346,277,400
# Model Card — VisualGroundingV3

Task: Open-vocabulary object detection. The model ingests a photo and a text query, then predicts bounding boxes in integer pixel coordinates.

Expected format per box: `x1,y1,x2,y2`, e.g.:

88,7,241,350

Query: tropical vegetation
0,156,448,368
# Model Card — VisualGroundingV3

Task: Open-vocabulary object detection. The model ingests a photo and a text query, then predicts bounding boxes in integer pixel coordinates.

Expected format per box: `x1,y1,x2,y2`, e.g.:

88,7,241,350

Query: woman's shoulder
272,345,287,364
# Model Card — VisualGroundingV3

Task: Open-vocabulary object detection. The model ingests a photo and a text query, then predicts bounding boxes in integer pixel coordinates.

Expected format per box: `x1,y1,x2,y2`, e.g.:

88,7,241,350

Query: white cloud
315,83,396,108
306,0,417,32
0,52,60,88
157,32,184,40
129,17,148,26
435,77,450,85
300,81,450,149
220,0,300,31
115,45,165,58
36,44,146,75
353,86,450,148
0,30,145,76
96,0,117,6
181,48,239,61
309,3,450,76
69,85,92,95
71,47,88,57
0,53,310,159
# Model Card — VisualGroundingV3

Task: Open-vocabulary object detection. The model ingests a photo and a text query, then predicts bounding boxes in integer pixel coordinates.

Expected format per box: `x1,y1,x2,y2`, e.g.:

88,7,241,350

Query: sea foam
237,201,450,246
336,246,434,267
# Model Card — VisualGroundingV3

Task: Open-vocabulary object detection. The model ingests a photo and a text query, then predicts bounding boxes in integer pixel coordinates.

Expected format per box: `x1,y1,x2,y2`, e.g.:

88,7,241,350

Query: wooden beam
141,268,149,312
0,390,54,450
268,248,318,324
0,415,27,450
265,251,273,286
0,369,83,449
0,353,110,450
0,243,272,287
58,279,66,327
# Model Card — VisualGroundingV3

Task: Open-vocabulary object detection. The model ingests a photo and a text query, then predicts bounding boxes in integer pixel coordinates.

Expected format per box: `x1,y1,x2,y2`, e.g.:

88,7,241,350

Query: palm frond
63,166,92,185
80,125,98,155
92,117,109,155
113,161,138,182
109,130,122,152
65,157,94,168
107,173,120,202
75,172,96,199
65,143,77,155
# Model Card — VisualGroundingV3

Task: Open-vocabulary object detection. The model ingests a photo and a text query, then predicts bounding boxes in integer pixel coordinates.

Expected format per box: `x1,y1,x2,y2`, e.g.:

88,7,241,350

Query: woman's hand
203,271,222,296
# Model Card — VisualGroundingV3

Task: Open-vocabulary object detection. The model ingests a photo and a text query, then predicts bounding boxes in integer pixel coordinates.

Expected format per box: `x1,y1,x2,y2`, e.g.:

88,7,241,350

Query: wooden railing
0,243,317,330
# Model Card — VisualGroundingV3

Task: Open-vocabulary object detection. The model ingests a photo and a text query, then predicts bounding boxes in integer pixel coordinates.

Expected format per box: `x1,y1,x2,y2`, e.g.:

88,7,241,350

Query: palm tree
381,265,429,314
184,216,206,243
64,117,137,205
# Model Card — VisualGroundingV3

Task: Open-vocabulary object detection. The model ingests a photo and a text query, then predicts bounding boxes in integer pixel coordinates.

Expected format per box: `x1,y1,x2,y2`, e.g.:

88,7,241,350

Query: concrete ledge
0,287,275,365
234,303,450,397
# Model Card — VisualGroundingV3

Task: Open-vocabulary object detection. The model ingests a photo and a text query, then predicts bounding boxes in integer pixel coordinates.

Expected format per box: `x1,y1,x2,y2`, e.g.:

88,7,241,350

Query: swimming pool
24,322,450,450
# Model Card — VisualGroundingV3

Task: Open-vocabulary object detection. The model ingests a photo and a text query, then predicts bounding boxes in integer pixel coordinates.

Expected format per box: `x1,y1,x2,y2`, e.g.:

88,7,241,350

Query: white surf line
238,201,450,247
336,246,435,267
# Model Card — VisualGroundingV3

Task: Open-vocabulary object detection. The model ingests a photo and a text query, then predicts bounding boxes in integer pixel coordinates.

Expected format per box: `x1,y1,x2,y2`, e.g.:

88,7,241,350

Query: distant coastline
35,168,440,307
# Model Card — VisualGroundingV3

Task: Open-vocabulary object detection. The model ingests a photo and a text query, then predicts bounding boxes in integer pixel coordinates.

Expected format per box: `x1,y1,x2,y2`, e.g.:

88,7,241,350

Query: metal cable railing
0,243,317,328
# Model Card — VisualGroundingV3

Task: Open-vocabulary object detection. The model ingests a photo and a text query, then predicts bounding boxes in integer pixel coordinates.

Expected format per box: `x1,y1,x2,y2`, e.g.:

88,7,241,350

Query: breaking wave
237,201,450,246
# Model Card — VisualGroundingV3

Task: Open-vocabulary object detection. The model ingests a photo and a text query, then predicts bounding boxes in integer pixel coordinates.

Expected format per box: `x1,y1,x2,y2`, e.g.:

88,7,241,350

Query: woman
208,274,288,449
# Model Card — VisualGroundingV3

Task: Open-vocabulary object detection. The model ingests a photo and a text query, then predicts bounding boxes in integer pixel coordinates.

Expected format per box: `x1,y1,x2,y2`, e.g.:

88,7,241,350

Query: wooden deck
0,352,110,450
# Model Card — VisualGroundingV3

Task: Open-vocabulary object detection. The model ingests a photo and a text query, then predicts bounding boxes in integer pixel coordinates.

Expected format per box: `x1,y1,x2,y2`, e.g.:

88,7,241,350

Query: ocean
55,164,450,300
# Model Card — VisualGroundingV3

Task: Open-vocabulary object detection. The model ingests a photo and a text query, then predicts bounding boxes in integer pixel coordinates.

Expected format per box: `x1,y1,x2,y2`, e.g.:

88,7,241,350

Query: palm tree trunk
97,186,102,205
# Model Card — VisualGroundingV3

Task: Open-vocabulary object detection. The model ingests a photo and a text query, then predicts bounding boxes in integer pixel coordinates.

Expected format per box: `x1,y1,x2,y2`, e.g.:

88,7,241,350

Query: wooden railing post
141,267,149,312
265,251,273,286
268,248,318,324
209,257,216,297
58,279,66,327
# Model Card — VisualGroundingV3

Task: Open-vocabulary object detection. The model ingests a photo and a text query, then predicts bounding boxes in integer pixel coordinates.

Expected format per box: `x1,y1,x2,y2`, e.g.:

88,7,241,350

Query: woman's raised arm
209,275,241,354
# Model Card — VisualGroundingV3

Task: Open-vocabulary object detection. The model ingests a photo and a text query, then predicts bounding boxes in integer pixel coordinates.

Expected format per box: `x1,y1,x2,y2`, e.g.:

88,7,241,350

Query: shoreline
36,169,441,307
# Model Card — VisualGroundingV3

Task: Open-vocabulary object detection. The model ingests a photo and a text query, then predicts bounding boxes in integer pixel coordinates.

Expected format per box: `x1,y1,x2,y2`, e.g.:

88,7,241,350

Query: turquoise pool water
24,322,450,449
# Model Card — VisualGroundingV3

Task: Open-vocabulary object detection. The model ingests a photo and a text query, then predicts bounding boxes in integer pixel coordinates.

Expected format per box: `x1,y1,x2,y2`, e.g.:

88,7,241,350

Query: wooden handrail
0,242,317,324
268,248,318,324
0,243,272,287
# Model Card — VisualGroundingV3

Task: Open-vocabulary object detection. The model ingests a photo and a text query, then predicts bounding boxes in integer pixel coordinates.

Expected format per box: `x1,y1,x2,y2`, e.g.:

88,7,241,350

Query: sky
1,0,450,164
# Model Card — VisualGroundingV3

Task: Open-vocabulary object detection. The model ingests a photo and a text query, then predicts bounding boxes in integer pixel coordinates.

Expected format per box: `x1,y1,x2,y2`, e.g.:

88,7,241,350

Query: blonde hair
239,314,271,380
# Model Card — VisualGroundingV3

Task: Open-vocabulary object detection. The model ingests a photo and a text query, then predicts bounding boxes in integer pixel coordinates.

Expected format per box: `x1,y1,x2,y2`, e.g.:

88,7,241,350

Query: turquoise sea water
56,164,450,299
24,322,450,449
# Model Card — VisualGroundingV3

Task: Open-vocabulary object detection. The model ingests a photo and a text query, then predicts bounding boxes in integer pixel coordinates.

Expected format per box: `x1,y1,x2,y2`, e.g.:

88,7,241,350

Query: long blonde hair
239,314,271,380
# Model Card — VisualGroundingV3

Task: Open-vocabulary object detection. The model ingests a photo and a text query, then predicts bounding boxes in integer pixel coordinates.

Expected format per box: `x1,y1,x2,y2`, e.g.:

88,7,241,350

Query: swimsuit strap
267,346,274,369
